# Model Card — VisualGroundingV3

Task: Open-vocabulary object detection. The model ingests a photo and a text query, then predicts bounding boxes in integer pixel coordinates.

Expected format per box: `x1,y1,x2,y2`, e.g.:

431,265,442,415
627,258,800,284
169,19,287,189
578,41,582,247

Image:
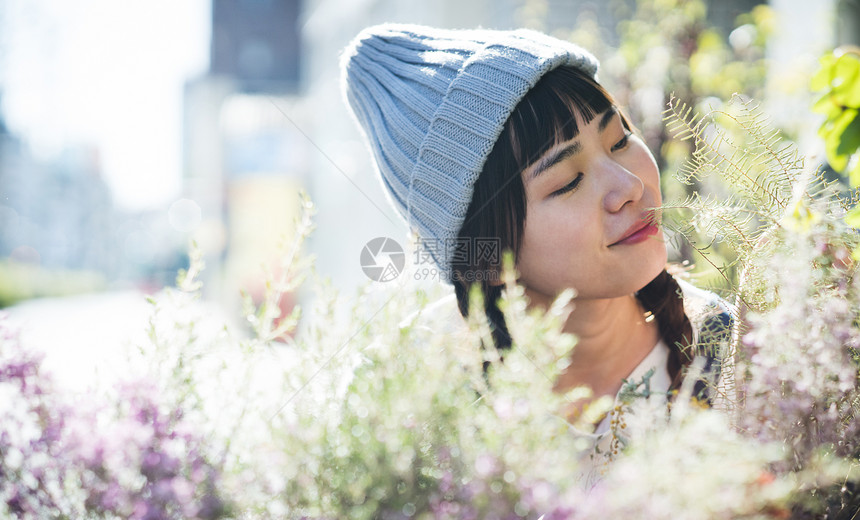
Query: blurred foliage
661,94,832,302
520,0,779,291
0,261,106,308
812,46,860,256
812,48,860,188
3,169,860,517
561,0,773,171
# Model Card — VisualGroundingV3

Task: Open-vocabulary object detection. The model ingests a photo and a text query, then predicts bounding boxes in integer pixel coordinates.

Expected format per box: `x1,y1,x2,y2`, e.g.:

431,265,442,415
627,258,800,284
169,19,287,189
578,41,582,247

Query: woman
341,24,733,429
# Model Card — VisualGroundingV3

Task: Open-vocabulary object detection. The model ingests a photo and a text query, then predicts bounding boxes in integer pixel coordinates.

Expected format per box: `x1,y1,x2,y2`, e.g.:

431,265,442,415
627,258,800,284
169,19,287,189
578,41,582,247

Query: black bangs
504,66,615,172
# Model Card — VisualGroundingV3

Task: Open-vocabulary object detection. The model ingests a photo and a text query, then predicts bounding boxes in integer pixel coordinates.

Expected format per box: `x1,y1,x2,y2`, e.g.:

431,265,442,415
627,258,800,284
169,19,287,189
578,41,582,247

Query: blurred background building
0,0,851,328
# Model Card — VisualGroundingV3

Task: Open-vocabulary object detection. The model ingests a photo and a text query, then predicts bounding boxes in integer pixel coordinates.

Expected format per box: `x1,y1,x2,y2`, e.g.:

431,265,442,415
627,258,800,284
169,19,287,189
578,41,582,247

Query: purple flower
0,317,227,519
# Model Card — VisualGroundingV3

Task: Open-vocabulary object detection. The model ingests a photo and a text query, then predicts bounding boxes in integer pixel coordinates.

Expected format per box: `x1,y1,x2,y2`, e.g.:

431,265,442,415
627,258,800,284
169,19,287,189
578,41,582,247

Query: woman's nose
602,162,645,213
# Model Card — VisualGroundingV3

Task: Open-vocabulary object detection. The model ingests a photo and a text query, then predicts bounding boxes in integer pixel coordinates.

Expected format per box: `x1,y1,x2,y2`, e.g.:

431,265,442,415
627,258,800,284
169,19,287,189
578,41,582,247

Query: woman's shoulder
675,277,738,404
676,277,735,341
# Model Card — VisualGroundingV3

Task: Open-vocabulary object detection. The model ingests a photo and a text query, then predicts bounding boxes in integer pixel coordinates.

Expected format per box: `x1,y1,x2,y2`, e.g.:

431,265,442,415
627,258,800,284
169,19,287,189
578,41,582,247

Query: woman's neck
551,293,660,399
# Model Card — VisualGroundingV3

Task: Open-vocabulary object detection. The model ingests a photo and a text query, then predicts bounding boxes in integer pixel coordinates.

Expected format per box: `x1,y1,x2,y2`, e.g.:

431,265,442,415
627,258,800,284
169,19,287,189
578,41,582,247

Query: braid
453,282,512,352
455,269,693,387
635,269,694,391
453,281,511,378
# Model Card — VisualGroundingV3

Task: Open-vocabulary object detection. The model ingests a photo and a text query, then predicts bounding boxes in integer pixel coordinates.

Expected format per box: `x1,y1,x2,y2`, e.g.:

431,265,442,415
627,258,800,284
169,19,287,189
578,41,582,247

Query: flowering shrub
67,380,225,519
246,281,593,519
660,95,860,517
4,103,860,518
0,315,227,519
741,235,860,463
0,320,69,518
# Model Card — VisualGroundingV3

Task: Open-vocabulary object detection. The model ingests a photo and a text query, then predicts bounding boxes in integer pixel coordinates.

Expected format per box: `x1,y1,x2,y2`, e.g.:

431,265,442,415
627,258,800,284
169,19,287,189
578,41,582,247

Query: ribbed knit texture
341,24,599,279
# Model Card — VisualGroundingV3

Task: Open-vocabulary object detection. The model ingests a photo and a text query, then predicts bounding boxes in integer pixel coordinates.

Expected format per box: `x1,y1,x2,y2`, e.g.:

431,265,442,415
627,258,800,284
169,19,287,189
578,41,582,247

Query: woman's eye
611,133,631,152
552,172,583,197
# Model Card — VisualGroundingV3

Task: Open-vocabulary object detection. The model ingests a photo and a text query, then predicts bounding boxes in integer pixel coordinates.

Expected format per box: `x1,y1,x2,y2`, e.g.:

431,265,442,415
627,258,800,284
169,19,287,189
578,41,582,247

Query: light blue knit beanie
341,24,599,280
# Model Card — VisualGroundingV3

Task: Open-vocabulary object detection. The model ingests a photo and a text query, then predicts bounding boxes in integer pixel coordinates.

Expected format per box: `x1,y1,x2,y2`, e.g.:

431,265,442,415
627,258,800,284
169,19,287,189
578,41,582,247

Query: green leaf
846,205,860,227
812,94,841,118
810,53,836,91
826,142,849,172
823,108,857,171
836,113,860,157
833,53,860,107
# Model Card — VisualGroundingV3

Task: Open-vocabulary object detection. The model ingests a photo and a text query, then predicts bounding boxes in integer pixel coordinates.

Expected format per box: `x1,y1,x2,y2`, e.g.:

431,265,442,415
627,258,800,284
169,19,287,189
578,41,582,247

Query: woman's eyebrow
598,106,619,132
530,141,582,180
529,107,619,181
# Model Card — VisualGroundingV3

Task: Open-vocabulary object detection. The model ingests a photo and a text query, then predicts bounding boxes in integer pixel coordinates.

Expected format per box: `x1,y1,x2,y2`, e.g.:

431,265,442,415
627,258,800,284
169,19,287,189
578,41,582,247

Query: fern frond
660,190,775,299
711,96,805,201
663,95,803,222
663,194,765,255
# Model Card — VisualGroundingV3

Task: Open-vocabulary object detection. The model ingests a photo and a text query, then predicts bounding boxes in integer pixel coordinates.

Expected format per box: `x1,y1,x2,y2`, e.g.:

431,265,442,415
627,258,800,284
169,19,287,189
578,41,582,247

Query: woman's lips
611,221,660,246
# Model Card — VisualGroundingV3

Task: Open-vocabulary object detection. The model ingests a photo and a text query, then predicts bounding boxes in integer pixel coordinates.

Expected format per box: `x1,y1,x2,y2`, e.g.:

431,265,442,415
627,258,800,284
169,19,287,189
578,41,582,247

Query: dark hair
451,66,694,388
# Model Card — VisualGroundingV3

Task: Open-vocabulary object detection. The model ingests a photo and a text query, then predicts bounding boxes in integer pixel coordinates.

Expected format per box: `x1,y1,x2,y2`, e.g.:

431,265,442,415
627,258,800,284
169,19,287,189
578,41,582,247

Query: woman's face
516,106,667,304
